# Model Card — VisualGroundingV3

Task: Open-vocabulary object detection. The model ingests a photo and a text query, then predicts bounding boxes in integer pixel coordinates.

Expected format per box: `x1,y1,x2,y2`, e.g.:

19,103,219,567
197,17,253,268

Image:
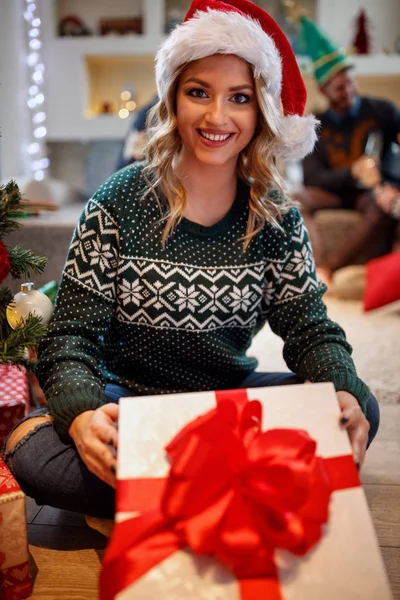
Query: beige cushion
314,210,367,264
331,265,366,300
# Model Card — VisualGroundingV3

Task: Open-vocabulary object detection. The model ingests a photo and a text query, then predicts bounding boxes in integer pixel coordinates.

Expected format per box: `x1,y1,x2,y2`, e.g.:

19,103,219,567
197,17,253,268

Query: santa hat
155,0,318,160
297,16,352,87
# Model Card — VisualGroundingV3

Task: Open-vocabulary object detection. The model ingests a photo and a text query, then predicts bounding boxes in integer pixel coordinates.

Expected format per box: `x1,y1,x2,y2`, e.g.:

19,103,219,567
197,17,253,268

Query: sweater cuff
329,371,371,414
46,384,107,440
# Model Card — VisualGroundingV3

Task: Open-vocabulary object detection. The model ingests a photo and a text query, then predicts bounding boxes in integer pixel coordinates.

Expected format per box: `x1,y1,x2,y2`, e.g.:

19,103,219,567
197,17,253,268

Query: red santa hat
155,0,318,160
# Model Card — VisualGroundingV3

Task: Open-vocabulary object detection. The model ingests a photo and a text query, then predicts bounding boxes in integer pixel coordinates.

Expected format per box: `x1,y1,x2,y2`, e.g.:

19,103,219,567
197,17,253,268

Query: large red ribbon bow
101,391,359,599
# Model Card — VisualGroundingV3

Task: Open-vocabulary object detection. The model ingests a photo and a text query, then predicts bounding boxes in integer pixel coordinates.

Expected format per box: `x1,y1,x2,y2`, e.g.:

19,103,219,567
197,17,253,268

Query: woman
4,0,377,518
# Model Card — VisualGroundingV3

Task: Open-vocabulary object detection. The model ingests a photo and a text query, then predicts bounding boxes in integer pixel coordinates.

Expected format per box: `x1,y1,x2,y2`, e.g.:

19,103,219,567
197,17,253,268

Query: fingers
91,403,119,448
351,427,368,467
91,417,118,449
339,401,362,425
101,402,119,421
339,404,370,467
71,405,119,488
82,437,117,488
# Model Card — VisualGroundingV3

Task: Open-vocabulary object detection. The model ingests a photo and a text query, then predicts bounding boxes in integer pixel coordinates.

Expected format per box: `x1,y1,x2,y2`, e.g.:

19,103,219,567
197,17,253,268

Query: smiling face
175,54,259,172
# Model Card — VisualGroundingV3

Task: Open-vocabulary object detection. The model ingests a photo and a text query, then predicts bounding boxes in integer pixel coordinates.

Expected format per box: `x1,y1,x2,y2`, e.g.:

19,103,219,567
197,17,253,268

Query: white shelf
46,114,134,142
299,53,400,77
349,54,400,75
45,34,166,56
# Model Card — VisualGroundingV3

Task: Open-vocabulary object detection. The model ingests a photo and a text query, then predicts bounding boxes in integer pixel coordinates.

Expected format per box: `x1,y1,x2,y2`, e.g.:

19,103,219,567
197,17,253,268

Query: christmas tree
352,9,371,55
0,180,49,365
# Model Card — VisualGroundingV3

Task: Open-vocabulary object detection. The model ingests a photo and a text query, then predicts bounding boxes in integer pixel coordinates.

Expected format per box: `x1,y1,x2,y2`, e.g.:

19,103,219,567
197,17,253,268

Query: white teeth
200,131,230,142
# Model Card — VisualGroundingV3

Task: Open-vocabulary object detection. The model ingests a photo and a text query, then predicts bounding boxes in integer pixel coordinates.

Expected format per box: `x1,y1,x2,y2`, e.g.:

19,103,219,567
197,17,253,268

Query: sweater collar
326,95,361,123
179,179,249,237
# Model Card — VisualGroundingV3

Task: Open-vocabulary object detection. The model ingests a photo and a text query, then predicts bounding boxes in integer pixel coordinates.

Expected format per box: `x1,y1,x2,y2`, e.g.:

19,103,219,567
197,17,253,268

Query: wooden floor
25,404,400,599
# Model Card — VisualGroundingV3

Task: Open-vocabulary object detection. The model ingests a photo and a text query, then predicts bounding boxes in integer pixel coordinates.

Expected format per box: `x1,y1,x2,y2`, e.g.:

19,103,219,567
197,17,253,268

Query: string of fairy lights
23,0,50,182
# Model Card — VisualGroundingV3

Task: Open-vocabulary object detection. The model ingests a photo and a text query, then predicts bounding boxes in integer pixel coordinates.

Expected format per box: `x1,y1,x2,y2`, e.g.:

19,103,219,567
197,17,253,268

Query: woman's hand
337,391,370,468
69,403,119,488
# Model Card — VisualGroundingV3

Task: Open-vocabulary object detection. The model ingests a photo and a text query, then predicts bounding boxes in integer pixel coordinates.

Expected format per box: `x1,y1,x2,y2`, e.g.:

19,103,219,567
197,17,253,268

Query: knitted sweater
303,96,400,193
37,163,370,438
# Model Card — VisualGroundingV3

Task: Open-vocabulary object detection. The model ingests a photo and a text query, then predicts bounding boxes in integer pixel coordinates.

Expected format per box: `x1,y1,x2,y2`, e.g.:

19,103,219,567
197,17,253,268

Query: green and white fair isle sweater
37,163,370,439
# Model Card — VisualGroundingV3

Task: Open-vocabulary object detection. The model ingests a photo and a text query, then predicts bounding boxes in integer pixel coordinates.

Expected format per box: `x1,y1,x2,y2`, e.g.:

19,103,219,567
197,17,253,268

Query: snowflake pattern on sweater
64,198,318,330
37,164,370,438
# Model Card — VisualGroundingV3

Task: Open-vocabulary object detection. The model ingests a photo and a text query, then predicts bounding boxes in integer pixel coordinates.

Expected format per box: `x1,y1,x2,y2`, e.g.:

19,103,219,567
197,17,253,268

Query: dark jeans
3,373,380,518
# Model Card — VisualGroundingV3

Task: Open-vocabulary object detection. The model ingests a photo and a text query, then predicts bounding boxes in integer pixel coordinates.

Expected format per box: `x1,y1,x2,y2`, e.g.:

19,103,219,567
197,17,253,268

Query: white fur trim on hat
275,114,320,160
156,9,282,102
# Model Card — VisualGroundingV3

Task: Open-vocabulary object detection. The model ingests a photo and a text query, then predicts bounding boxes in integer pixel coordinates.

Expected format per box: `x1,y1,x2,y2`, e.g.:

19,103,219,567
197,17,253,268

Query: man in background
295,17,400,283
115,95,158,171
374,133,400,219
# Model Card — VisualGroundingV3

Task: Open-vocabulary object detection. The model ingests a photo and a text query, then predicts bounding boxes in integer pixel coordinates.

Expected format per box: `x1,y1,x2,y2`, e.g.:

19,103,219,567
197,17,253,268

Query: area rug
249,297,400,405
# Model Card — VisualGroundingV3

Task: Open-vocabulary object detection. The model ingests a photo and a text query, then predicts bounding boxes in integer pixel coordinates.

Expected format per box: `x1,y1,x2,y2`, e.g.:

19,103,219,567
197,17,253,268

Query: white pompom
274,114,320,161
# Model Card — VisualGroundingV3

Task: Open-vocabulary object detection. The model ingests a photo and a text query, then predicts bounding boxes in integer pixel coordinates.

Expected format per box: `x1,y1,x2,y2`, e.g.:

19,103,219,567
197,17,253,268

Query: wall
318,0,400,54
0,0,31,180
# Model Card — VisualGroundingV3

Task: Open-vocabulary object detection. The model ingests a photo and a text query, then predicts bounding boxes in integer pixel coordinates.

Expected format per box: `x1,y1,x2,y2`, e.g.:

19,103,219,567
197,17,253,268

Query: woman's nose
205,97,228,126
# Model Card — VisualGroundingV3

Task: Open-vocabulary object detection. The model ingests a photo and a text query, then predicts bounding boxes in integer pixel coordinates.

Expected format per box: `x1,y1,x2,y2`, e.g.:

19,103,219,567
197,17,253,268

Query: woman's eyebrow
229,84,254,92
183,77,210,87
183,77,254,92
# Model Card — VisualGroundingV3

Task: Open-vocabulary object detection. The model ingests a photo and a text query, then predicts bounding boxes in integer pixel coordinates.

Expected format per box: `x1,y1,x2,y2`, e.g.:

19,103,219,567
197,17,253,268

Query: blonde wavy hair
143,59,296,250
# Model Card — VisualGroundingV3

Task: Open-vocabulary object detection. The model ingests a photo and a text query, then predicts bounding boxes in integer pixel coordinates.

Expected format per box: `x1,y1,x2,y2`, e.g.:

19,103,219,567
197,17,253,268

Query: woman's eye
231,93,251,104
187,88,208,98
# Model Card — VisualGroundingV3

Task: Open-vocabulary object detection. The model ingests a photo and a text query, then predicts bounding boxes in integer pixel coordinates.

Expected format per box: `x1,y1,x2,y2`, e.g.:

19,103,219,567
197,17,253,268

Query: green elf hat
297,16,352,87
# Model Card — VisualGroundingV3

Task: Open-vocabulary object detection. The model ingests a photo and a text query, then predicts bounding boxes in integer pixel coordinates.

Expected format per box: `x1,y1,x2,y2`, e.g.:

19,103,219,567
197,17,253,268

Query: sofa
5,178,83,293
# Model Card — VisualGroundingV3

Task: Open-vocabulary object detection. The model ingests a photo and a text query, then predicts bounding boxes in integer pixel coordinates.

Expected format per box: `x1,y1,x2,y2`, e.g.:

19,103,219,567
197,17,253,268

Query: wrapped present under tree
0,456,32,599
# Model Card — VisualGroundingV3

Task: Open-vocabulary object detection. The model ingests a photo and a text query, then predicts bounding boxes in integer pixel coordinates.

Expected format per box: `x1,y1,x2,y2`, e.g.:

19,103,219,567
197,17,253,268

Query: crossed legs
295,186,395,275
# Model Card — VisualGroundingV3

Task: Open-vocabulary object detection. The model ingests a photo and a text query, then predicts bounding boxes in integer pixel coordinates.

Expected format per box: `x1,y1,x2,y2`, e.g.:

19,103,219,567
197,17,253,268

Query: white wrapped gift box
101,382,392,600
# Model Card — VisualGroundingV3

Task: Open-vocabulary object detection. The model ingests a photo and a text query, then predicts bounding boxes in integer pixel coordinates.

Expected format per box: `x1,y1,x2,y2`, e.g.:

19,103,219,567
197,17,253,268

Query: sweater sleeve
265,208,371,412
380,98,400,140
36,179,122,439
303,143,355,190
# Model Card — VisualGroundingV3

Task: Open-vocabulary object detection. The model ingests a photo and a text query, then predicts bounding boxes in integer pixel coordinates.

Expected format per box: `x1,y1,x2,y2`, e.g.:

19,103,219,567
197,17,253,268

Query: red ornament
0,240,10,283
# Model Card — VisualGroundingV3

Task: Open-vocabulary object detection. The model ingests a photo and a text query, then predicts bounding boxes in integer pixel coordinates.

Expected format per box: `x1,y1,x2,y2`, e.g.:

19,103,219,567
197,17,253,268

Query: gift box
101,383,392,600
0,456,32,600
0,366,30,446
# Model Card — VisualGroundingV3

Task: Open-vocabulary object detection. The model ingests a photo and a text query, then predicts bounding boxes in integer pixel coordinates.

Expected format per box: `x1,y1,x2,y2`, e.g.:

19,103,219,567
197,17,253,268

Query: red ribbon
100,390,360,599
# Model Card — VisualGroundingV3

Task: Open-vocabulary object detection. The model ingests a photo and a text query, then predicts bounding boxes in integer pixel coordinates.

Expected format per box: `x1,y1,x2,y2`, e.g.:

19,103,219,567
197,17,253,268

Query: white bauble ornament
6,282,54,329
